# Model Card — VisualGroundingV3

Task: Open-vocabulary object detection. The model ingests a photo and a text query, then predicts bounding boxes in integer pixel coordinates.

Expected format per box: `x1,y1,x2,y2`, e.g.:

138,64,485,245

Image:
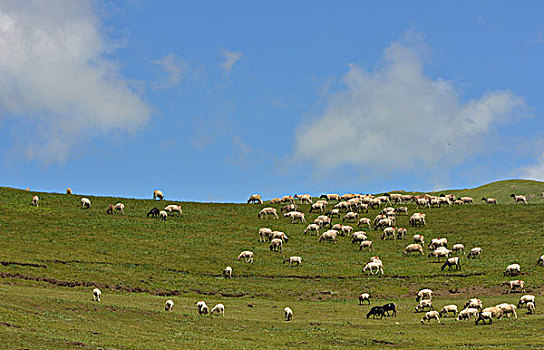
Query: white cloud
220,49,243,75
294,36,527,175
0,0,150,163
519,151,544,181
152,53,190,89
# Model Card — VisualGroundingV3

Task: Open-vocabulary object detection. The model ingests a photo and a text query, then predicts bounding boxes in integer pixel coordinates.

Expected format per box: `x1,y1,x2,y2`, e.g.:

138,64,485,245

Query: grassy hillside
1,181,544,349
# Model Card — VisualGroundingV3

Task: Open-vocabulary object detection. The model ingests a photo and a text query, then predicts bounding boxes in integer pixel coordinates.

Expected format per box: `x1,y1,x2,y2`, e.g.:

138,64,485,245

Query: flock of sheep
26,188,543,324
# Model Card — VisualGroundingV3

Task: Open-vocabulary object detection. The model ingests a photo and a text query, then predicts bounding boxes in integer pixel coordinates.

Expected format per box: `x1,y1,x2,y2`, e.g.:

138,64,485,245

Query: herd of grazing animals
24,187,542,326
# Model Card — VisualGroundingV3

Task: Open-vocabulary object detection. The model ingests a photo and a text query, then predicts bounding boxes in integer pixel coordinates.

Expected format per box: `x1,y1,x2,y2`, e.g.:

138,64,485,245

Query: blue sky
0,1,543,202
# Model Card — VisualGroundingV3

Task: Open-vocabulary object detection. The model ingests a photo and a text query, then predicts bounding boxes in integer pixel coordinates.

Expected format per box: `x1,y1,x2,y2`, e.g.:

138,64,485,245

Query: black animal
147,208,160,218
366,306,385,319
382,303,397,317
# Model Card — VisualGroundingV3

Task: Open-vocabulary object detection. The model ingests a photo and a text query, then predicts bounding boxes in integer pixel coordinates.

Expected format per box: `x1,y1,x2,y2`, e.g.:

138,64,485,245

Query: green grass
1,180,544,349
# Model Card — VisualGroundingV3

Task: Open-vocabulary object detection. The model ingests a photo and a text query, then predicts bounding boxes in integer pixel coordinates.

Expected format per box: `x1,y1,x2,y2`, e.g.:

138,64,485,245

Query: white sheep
283,211,306,223
247,194,263,204
31,195,39,207
153,190,164,200
159,210,168,221
527,302,535,314
496,303,517,319
328,208,341,218
258,207,278,219
284,307,293,321
358,218,372,228
452,244,465,255
481,197,497,204
269,238,283,252
351,231,368,244
270,231,289,242
280,195,295,204
343,212,359,222
475,311,493,325
319,230,338,243
517,295,535,308
359,240,373,251
409,212,426,227
504,280,525,293
334,201,351,212
481,306,503,319
381,227,396,240
467,247,482,259
304,224,320,236
210,303,225,316
92,288,101,302
428,238,448,250
197,300,209,314
416,289,433,301
237,251,254,262
165,299,174,311
81,197,91,209
415,299,434,312
413,234,425,245
113,203,125,214
341,225,353,236
456,307,479,321
294,194,312,204
510,194,528,204
428,247,451,260
464,298,483,310
358,293,370,305
283,256,302,266
504,264,521,276
439,305,458,317
309,202,326,213
421,310,440,323
538,254,544,265
404,244,423,255
223,266,232,279
460,196,474,204
316,215,332,228
259,228,273,242
164,204,182,216
363,261,383,275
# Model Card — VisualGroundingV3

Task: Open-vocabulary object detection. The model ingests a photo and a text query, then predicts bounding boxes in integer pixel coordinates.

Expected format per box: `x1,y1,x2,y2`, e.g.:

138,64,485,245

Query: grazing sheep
496,303,517,319
441,257,461,271
343,211,359,222
223,266,232,279
281,203,298,213
270,231,289,242
210,304,225,316
81,198,91,209
197,301,209,314
416,289,433,302
165,299,174,311
413,234,425,245
395,207,408,215
259,228,273,242
66,188,72,195
159,210,168,221
280,195,295,204
428,238,448,250
409,213,426,227
452,244,465,255
106,204,114,215
404,244,424,255
481,306,503,319
439,305,458,317
464,299,483,310
92,288,101,302
247,194,263,204
153,190,164,201
351,231,368,244
374,218,394,230
421,311,440,324
31,195,39,207
304,224,320,236
382,227,396,240
481,197,497,204
510,194,528,204
412,197,431,209
456,307,479,321
237,251,254,263
258,207,278,219
504,264,521,276
475,311,493,325
358,218,372,228
332,223,344,233
467,247,482,259
504,280,526,293
366,306,386,319
164,204,182,216
415,299,434,312
527,302,535,314
428,247,451,260
341,225,353,236
283,211,306,223
269,238,283,252
396,228,407,240
309,202,326,213
334,201,352,212
537,255,544,265
363,261,384,275
320,194,340,202
284,307,293,321
460,197,474,204
319,230,338,243
358,293,371,305
316,215,332,228
270,198,281,204
518,295,535,308
283,256,302,266
359,240,373,252
294,194,313,204
327,208,341,218
147,208,160,218
113,203,125,214
382,303,397,316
